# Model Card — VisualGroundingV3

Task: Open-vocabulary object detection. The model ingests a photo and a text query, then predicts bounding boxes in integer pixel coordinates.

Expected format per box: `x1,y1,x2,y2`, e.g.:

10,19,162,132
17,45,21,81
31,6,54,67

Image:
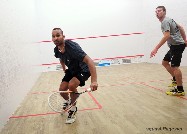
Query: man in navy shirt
52,28,98,123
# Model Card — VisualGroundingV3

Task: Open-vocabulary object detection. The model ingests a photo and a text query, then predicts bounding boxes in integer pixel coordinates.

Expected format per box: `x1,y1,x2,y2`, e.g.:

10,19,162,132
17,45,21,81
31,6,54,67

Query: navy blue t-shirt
54,40,89,74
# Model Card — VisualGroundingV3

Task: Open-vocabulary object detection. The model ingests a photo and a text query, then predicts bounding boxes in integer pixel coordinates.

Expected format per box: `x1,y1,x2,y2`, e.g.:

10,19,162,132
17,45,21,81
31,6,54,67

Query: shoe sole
65,116,76,124
166,92,185,96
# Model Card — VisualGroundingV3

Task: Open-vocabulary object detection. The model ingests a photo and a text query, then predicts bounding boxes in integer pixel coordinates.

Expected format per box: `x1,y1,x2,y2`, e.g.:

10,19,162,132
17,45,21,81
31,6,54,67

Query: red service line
10,107,101,119
101,80,187,101
29,87,87,95
40,62,60,66
37,54,144,66
136,82,187,101
9,92,102,119
36,32,144,43
87,92,102,109
10,79,186,119
93,54,144,61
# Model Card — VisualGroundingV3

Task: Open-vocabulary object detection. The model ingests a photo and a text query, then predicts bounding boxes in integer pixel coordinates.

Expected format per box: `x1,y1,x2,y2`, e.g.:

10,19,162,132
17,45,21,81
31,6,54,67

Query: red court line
10,79,186,119
99,78,187,101
29,87,87,95
140,83,187,100
10,112,58,118
134,82,187,101
87,92,102,109
30,91,102,108
39,63,60,66
93,55,144,61
10,91,102,119
9,107,101,119
30,91,53,94
36,32,144,43
138,82,164,93
37,54,144,66
101,80,187,101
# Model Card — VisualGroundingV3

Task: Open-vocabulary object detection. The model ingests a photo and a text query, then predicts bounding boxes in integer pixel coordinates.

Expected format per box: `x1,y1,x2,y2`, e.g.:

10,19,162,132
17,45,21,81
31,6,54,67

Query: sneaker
60,100,71,116
65,107,77,124
63,99,71,110
166,88,185,96
168,80,177,87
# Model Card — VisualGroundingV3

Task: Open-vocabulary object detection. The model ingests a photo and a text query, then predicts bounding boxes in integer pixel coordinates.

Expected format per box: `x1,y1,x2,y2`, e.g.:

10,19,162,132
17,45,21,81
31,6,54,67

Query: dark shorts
163,43,186,67
62,69,91,86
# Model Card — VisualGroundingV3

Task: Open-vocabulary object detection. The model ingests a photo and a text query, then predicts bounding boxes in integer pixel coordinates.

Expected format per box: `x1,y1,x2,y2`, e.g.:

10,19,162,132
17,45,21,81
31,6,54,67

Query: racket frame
48,90,89,113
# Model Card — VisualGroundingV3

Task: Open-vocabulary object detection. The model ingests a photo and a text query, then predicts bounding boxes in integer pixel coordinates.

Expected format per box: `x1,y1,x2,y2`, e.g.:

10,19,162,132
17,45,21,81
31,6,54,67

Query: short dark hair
53,28,63,34
156,6,166,12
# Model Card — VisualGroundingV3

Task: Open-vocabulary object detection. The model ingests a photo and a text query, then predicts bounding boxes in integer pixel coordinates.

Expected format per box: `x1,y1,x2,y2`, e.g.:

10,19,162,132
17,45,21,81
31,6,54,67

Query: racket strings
49,93,66,112
48,90,88,113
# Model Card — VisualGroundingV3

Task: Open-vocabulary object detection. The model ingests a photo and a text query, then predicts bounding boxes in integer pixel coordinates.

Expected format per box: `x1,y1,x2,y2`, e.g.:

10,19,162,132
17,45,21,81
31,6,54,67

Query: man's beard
54,41,63,46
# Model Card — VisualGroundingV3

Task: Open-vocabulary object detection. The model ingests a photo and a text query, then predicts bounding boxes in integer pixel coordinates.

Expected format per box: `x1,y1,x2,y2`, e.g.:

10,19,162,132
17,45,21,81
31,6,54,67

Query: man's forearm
89,64,97,83
60,59,66,71
83,55,97,82
179,26,186,41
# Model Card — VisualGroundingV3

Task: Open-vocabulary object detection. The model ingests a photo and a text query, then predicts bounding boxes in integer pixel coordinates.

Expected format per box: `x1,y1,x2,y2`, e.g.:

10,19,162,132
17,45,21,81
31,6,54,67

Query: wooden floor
1,63,187,134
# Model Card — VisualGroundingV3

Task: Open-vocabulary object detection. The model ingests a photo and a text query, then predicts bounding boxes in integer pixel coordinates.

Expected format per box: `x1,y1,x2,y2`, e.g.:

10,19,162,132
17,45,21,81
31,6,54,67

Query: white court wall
0,0,41,131
35,0,187,65
34,0,145,64
0,0,187,131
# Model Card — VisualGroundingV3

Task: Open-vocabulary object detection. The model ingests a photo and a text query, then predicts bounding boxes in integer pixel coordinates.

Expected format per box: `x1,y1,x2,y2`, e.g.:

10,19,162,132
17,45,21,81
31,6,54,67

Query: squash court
1,63,187,134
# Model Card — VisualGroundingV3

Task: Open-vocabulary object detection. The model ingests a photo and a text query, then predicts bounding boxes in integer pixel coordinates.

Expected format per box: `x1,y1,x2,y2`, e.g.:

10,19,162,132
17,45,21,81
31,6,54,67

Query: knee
171,67,178,72
59,88,67,91
68,83,77,90
59,87,67,91
59,82,68,91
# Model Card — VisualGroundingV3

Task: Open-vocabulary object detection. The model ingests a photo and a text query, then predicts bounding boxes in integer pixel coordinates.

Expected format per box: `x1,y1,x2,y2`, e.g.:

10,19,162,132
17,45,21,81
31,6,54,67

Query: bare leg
59,81,69,100
68,77,80,106
162,60,174,77
171,67,183,86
